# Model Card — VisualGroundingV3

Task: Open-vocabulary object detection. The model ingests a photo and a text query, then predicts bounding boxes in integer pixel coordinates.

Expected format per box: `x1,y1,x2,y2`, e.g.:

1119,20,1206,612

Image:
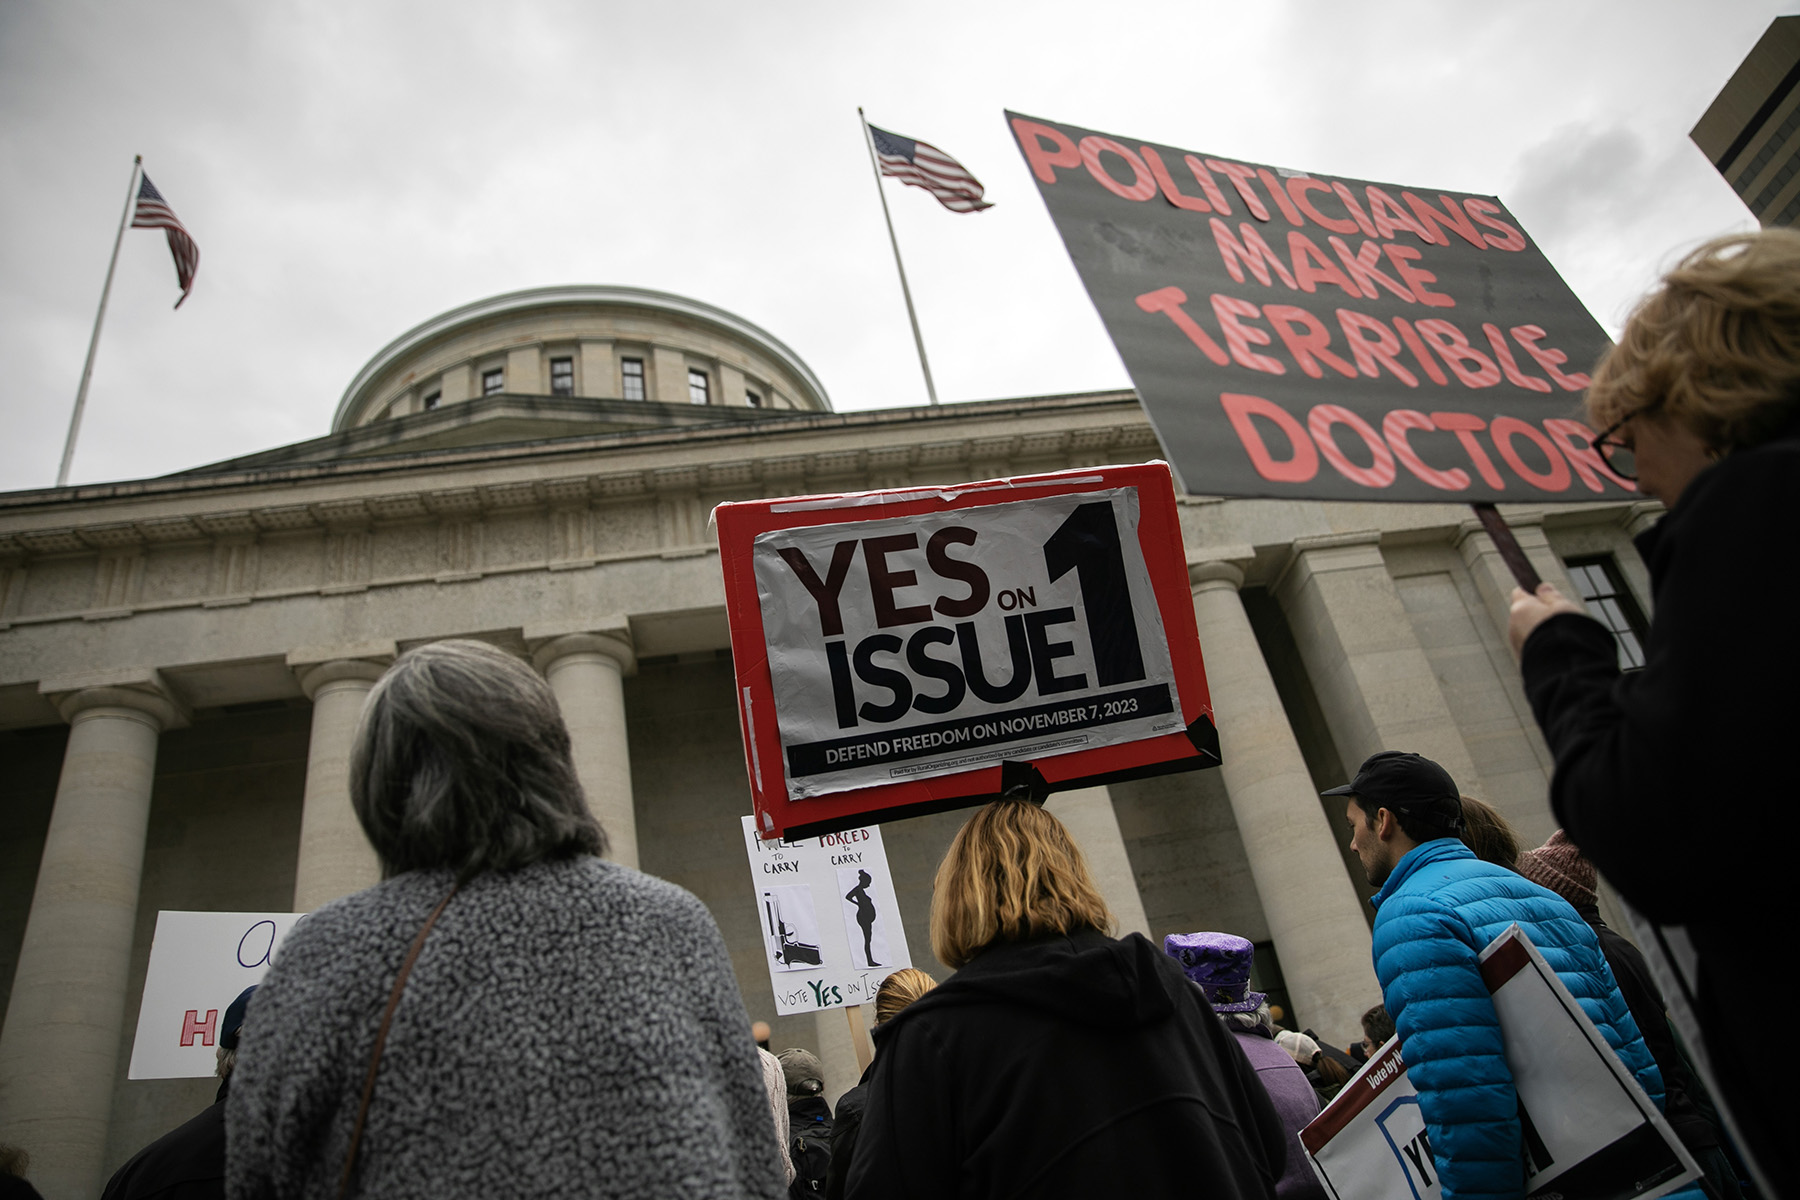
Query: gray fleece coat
226,856,785,1200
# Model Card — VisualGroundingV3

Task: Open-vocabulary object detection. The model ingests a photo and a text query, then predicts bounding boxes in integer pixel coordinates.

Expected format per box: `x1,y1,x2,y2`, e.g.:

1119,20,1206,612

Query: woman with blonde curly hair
1508,228,1800,1196
842,799,1284,1200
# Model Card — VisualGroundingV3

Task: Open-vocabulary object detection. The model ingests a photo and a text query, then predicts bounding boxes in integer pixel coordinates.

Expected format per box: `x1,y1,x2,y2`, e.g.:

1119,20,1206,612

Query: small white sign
128,910,306,1080
742,816,911,1015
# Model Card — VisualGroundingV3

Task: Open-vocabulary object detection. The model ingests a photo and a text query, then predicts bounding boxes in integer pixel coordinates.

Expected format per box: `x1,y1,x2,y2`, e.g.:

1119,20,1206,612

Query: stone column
0,674,185,1200
1275,532,1480,786
1045,786,1150,939
531,630,639,868
1190,560,1379,1044
1455,512,1583,646
289,645,393,911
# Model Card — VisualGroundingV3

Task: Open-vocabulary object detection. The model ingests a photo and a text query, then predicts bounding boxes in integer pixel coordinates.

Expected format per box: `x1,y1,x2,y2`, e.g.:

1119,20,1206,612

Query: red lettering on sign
1331,182,1380,239
1366,187,1433,243
1210,295,1285,374
1384,410,1471,490
1211,219,1297,290
1140,146,1211,212
1383,245,1454,308
1392,318,1450,386
1403,192,1486,248
1544,418,1636,493
1257,168,1305,226
1221,393,1318,482
1331,237,1417,303
1463,198,1527,251
1429,412,1507,489
1482,324,1551,392
1136,287,1230,366
1509,325,1591,390
1415,320,1501,388
1289,233,1360,298
1205,159,1272,221
1491,417,1572,491
181,1009,218,1047
1264,305,1357,379
1080,137,1157,201
1012,118,1079,183
1310,404,1396,488
1183,156,1233,214
1286,177,1358,234
1337,309,1419,387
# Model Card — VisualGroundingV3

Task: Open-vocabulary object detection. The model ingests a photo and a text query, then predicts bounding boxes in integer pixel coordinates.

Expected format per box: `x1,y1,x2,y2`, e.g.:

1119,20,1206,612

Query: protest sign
128,910,306,1079
1300,925,1698,1200
716,463,1216,840
741,815,912,1016
1006,112,1628,505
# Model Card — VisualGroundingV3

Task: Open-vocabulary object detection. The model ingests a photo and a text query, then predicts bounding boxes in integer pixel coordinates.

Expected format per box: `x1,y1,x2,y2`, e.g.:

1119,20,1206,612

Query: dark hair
1347,793,1460,844
1456,795,1520,867
1362,1004,1395,1045
350,639,606,878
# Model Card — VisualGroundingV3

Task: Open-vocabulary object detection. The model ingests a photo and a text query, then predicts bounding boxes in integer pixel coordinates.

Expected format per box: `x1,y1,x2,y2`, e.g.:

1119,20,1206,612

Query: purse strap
336,881,461,1200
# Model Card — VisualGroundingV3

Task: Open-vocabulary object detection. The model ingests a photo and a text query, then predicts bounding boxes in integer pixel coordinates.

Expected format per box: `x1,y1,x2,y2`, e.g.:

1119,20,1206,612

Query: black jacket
842,929,1284,1200
1521,424,1800,1198
100,1079,227,1200
824,1067,871,1200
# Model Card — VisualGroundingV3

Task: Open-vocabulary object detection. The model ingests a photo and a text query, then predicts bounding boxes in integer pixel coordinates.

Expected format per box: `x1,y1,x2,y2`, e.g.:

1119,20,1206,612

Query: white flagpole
858,109,940,407
58,155,142,488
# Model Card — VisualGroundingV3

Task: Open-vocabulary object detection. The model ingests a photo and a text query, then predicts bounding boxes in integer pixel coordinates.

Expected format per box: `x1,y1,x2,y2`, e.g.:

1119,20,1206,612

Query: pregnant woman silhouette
845,870,881,968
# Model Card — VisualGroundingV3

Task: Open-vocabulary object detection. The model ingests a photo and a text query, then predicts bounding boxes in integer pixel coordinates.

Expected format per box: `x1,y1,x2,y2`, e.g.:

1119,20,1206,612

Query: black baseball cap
1322,751,1464,830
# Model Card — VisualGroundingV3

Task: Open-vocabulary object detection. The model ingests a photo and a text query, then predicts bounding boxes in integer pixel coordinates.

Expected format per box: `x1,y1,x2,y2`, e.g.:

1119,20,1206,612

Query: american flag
867,125,993,213
132,171,200,309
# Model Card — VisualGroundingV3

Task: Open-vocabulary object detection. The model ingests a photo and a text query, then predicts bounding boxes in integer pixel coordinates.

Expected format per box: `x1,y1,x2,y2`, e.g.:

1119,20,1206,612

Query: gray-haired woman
226,639,785,1200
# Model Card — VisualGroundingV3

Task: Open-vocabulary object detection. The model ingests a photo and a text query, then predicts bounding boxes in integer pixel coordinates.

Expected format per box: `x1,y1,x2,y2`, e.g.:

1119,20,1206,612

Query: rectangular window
688,368,710,405
1564,556,1649,671
481,368,504,396
621,357,645,401
549,357,574,396
746,389,762,408
422,390,441,411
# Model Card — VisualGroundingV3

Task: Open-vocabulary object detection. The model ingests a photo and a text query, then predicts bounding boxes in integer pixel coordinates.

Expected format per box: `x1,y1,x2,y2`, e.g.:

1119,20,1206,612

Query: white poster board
1300,925,1699,1200
742,816,911,1015
752,487,1183,799
128,910,306,1080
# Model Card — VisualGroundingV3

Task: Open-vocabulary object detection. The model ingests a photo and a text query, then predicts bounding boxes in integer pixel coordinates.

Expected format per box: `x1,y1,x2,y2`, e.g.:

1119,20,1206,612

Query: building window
621,357,645,401
746,389,762,408
422,390,441,411
550,357,574,396
481,368,504,396
688,368,710,405
1565,556,1649,670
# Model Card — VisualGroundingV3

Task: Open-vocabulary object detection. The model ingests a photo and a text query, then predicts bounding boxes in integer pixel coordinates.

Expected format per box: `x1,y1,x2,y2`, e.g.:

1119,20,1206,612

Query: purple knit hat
1163,932,1266,1014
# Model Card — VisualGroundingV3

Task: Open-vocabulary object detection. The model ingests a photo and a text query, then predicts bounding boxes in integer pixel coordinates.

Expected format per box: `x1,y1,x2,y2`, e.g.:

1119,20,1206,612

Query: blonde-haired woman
823,968,936,1200
1509,228,1800,1197
842,800,1284,1200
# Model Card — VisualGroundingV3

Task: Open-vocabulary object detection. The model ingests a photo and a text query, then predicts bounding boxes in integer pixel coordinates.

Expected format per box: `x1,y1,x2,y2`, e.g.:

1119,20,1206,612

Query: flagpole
58,155,142,488
858,109,940,407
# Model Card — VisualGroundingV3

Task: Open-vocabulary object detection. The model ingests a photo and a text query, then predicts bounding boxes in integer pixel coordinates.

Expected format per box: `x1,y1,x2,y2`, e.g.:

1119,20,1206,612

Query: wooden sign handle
845,1003,874,1073
1471,503,1542,592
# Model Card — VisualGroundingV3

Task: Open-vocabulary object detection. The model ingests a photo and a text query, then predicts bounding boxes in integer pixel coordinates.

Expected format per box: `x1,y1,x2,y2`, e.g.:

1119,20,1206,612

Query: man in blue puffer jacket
1328,751,1698,1200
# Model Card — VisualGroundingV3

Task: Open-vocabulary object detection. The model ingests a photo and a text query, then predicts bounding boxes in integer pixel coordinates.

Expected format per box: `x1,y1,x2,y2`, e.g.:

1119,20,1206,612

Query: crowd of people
10,226,1792,1199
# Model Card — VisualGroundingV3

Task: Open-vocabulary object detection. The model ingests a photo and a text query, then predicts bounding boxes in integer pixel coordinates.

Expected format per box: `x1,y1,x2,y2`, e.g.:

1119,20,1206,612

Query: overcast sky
0,0,1787,492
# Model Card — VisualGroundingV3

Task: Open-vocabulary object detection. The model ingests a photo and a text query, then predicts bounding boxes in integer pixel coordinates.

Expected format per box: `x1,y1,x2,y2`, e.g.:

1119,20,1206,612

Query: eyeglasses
1587,401,1662,481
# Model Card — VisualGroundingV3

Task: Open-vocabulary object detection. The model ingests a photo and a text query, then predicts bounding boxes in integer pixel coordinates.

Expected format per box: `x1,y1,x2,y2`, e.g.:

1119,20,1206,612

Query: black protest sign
1006,112,1633,504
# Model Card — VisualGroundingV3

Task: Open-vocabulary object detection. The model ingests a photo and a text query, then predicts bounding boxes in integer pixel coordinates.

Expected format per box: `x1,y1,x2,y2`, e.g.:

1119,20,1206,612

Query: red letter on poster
1080,137,1158,201
1544,418,1635,493
1012,118,1080,183
1136,287,1230,366
181,1009,218,1048
1490,417,1572,492
1430,412,1507,489
1309,405,1397,488
1141,146,1211,212
1383,410,1471,490
1221,393,1318,482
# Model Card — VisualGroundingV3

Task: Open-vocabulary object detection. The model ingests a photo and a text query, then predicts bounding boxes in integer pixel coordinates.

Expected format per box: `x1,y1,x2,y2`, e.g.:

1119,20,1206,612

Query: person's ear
1376,807,1398,841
